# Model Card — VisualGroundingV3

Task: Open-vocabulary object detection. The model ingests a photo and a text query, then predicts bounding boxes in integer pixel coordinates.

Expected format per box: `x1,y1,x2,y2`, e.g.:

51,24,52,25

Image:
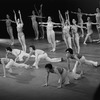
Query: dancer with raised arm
86,8,100,42
83,17,99,45
13,10,26,52
58,10,72,49
39,16,60,52
71,19,86,54
71,8,87,37
0,14,15,45
29,10,45,40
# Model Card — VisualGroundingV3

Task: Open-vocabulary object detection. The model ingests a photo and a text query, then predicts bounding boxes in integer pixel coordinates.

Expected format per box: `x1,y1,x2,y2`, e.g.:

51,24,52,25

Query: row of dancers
0,45,100,88
1,7,100,54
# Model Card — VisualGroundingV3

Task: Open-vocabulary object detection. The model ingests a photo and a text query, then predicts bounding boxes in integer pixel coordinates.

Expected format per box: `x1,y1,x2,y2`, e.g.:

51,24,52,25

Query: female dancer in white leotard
86,8,100,42
39,16,60,52
71,19,86,54
13,10,26,52
83,17,99,45
58,10,72,48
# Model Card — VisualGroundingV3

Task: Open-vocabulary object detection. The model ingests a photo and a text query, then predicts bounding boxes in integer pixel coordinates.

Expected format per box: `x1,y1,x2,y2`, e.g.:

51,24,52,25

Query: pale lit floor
0,32,100,100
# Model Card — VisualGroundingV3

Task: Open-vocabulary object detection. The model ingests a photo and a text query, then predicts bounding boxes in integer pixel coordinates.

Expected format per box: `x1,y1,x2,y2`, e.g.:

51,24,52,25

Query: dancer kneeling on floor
24,45,63,69
43,63,70,88
43,63,82,88
0,57,29,77
65,48,100,75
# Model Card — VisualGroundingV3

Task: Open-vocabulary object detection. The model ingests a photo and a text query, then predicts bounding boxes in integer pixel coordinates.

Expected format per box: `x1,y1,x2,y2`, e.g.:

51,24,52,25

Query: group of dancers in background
0,5,100,88
1,7,100,53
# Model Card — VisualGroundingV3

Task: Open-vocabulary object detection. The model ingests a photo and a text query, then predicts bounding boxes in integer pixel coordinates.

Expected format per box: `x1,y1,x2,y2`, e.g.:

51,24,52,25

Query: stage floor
0,37,100,100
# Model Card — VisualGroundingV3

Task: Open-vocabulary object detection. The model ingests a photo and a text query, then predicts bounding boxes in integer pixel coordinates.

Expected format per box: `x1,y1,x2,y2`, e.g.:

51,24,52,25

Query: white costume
32,49,61,69
11,49,35,61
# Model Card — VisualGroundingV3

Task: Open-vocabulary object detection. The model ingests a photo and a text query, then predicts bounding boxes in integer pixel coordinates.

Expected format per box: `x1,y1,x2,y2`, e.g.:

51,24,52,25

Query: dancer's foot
11,42,14,46
34,38,38,40
40,37,44,39
83,42,87,45
50,49,55,52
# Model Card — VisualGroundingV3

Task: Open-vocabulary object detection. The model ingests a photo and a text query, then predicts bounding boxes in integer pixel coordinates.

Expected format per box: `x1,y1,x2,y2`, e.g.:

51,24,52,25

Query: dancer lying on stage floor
6,47,35,62
65,48,100,74
24,45,64,69
43,63,82,88
0,57,29,77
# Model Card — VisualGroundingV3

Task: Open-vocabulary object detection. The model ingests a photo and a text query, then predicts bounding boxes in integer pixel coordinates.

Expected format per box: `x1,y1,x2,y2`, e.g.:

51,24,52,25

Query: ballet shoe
50,49,55,52
40,37,44,39
34,38,38,40
83,42,87,45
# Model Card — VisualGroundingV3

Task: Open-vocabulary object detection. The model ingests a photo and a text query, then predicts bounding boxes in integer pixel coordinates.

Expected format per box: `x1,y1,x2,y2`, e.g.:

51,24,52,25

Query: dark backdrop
0,0,99,38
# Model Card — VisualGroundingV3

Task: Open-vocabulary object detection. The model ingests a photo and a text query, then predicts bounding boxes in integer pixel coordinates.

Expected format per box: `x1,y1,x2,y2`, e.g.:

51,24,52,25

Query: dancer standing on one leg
24,45,63,69
65,48,100,75
58,10,72,49
71,8,86,37
71,19,86,54
0,14,15,45
86,8,100,42
13,10,26,52
39,16,60,52
83,17,99,45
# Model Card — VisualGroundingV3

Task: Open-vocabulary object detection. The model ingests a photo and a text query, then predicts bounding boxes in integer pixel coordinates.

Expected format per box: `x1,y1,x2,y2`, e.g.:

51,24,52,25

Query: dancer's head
6,47,12,53
78,8,81,13
65,48,73,57
45,63,53,71
96,8,100,13
72,19,76,24
48,16,52,22
6,14,10,19
32,10,35,15
87,17,91,22
29,45,35,52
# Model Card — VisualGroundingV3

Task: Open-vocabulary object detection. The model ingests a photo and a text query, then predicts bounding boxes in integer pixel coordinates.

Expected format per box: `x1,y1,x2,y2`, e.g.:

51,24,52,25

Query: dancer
0,57,29,77
39,16,60,52
5,47,35,62
13,10,26,52
86,8,100,42
58,10,72,48
65,48,100,74
29,10,45,40
43,63,70,88
71,8,86,37
71,19,86,54
43,63,82,88
0,14,15,45
83,17,99,45
39,4,45,39
24,45,64,69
